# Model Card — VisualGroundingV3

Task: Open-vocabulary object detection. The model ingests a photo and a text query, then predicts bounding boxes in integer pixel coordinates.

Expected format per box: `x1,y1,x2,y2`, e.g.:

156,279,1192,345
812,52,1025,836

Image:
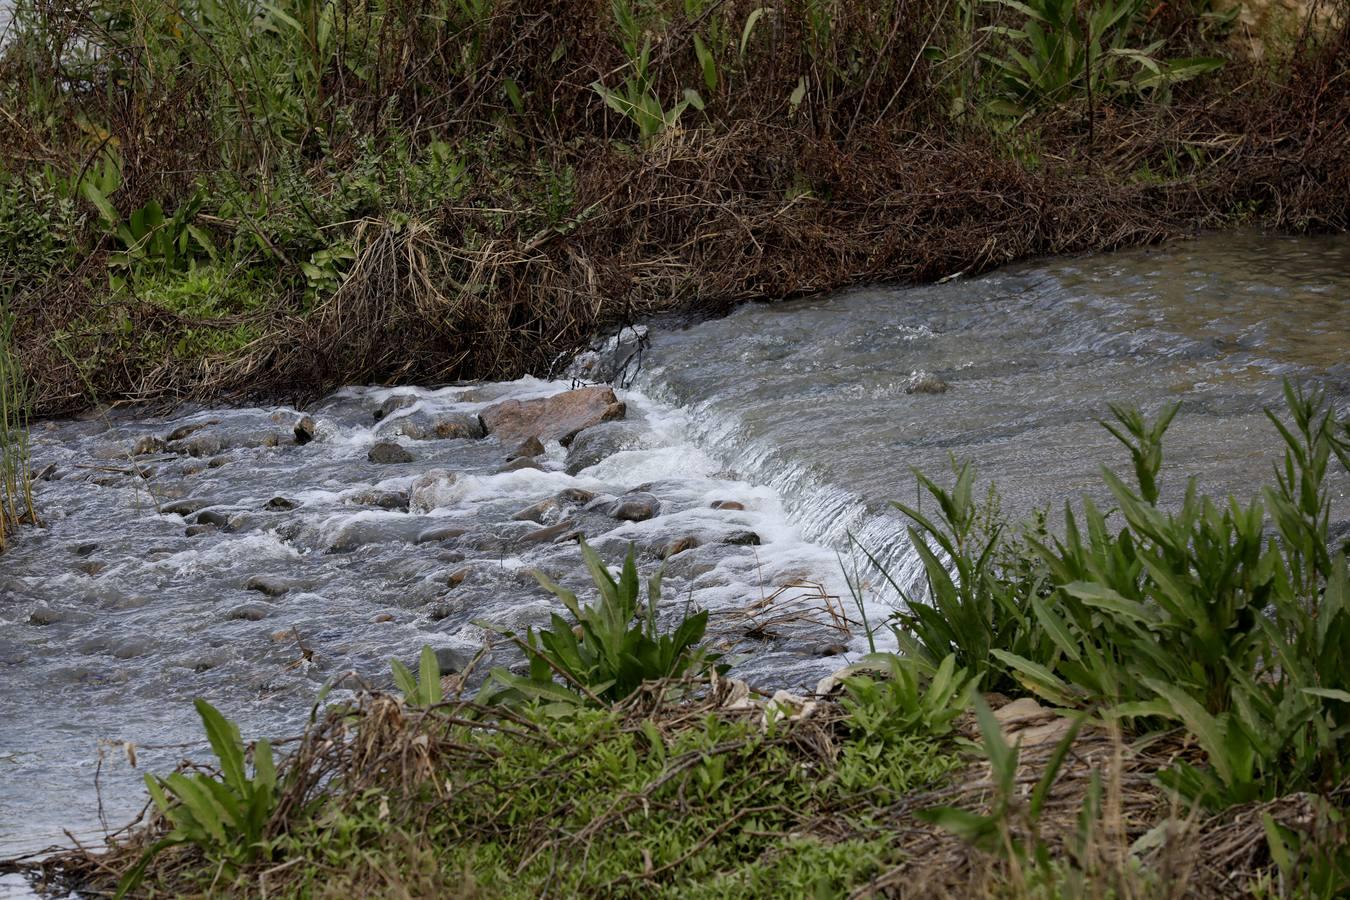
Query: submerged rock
507,436,546,461
346,489,410,512
293,416,317,445
564,421,650,474
481,385,626,446
663,535,700,558
415,525,468,545
227,603,271,621
905,371,949,395
368,441,414,464
161,498,214,516
380,412,485,441
410,469,458,512
609,492,660,522
193,509,232,528
326,517,429,552
519,520,581,545
722,530,761,546
244,575,292,597
373,393,418,421
131,435,165,456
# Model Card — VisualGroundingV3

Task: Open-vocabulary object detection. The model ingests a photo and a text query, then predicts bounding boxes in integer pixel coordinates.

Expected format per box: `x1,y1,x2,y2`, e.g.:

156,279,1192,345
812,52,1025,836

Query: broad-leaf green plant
840,653,977,742
117,700,278,897
483,540,722,707
391,645,444,707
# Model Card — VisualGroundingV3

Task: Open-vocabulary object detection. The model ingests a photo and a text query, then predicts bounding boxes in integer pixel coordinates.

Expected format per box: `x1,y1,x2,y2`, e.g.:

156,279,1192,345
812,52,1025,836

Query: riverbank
2,0,1347,416
15,684,1330,899
6,382,1349,897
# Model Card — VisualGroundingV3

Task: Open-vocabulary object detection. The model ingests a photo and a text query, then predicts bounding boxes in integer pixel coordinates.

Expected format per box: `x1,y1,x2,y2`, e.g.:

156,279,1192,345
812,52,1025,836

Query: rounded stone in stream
244,575,292,597
327,517,430,552
131,435,165,456
346,489,410,512
410,469,458,512
905,371,949,395
185,524,215,537
193,508,232,528
507,436,546,461
165,421,217,442
265,496,300,511
72,542,100,557
223,512,261,533
374,393,418,421
520,520,581,545
29,606,64,626
608,492,660,522
161,498,213,516
170,433,225,458
294,416,317,445
227,603,271,621
415,525,468,545
564,421,650,475
722,530,762,546
511,496,561,524
480,385,627,447
711,500,745,511
368,441,414,464
663,536,700,558
512,488,596,525
384,412,485,441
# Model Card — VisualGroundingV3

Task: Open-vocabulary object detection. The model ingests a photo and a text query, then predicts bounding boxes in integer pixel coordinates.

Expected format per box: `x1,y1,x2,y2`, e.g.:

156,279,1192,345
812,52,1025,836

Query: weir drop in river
1,232,1347,870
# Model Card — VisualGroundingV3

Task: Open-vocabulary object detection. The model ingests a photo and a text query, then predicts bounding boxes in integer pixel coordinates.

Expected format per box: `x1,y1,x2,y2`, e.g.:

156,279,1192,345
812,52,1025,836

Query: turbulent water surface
1,231,1348,875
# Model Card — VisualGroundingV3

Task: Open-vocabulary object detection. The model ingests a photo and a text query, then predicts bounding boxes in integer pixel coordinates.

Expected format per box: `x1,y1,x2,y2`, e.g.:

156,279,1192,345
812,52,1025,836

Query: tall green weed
877,382,1350,810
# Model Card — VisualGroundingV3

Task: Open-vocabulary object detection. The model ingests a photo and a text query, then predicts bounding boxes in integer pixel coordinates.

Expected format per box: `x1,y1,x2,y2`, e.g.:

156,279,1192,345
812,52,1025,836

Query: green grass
124,703,961,898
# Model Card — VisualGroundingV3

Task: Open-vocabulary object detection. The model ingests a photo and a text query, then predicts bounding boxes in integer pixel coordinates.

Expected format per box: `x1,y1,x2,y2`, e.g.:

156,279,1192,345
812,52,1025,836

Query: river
1,231,1347,883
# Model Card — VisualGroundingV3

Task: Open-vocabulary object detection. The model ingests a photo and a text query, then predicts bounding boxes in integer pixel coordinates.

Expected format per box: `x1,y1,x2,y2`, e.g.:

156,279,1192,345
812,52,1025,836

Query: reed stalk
0,292,35,551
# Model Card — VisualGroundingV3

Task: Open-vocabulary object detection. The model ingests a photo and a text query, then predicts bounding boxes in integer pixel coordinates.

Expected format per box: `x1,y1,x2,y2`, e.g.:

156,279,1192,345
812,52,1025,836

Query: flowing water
1,231,1348,880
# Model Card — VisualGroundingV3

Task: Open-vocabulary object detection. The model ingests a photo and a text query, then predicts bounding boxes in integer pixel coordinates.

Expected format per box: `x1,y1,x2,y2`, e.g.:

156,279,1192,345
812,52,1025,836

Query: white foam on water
149,532,302,574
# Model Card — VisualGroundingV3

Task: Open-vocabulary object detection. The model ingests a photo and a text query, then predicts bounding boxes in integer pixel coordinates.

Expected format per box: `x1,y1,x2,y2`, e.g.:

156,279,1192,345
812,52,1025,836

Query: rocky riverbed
2,230,1348,873
0,378,857,858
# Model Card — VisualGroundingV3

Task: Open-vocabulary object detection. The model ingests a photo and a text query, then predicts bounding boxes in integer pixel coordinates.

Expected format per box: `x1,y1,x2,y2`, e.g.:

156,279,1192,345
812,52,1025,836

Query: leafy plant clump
873,380,1350,819
117,700,279,897
482,540,723,707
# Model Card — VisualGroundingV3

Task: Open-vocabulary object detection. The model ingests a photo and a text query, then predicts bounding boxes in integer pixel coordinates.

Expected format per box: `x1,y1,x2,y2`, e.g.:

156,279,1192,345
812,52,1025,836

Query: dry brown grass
3,2,1347,415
